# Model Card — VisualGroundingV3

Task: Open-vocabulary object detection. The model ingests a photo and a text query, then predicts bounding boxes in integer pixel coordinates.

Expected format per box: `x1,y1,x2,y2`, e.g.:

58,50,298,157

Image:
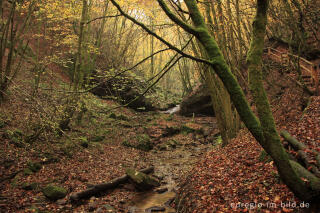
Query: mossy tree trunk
156,0,320,201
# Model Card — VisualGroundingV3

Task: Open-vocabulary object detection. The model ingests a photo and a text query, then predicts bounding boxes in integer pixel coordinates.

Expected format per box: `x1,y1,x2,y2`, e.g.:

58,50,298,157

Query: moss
23,168,33,176
91,135,105,142
109,113,117,119
126,168,159,190
27,161,42,173
21,182,39,191
122,134,153,151
0,120,6,128
136,134,153,151
258,150,272,163
79,137,89,148
42,185,67,200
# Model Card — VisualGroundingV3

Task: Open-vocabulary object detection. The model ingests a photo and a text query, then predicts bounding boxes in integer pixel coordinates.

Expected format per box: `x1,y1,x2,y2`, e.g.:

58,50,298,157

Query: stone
96,204,116,213
42,185,67,200
145,206,166,212
79,137,89,148
21,182,38,190
91,135,105,142
27,161,42,173
179,84,215,116
126,168,160,191
155,187,168,194
23,168,33,176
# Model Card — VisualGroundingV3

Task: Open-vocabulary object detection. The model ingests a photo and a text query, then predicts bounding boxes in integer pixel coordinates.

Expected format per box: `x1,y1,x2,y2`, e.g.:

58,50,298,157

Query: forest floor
0,56,319,213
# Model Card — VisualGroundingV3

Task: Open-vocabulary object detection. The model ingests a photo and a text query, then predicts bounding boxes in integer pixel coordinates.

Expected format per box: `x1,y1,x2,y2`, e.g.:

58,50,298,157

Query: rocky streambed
126,115,220,213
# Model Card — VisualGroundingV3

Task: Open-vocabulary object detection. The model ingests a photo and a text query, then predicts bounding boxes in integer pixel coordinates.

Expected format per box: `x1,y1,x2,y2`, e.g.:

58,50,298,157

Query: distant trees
0,0,36,102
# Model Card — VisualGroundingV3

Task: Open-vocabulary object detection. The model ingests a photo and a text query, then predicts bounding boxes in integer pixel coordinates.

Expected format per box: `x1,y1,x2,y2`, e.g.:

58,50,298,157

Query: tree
0,0,36,102
110,0,320,201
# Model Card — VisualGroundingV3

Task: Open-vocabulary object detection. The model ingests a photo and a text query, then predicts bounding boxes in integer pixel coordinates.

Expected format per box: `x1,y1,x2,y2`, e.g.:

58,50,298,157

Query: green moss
27,161,42,173
79,137,89,148
258,150,272,163
22,182,39,191
42,185,67,200
126,168,159,190
122,134,153,151
181,125,196,134
0,120,6,128
23,168,33,176
91,135,105,142
136,134,153,151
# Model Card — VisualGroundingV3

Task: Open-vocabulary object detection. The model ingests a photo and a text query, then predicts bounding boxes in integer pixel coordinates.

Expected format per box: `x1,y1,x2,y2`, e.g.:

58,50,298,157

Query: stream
127,112,218,213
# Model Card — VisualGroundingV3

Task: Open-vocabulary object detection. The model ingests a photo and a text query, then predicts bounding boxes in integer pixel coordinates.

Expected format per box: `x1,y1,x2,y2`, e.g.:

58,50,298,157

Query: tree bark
70,167,154,201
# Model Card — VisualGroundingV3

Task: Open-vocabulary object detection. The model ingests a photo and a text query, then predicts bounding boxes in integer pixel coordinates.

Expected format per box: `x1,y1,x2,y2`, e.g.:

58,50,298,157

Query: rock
42,185,67,200
145,206,166,212
23,168,33,176
96,204,116,213
88,201,98,212
90,71,156,111
179,84,215,116
21,182,38,190
126,168,160,191
158,144,168,151
91,135,105,142
56,198,67,205
27,161,42,173
155,187,168,194
136,134,153,151
79,137,89,148
0,120,6,128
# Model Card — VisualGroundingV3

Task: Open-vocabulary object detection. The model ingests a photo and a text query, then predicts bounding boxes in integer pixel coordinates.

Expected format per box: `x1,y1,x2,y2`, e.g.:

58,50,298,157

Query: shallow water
129,191,176,213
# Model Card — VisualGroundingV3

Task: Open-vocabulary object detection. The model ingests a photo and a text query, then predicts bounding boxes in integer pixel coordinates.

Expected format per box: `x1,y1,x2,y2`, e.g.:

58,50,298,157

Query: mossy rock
13,129,23,137
21,182,39,191
122,140,131,148
0,120,6,128
10,136,24,147
23,168,33,176
117,114,129,121
109,113,117,119
126,168,159,191
181,125,196,134
167,139,180,148
60,140,77,157
27,161,42,173
96,204,116,213
79,137,89,148
42,185,67,200
91,135,105,142
4,129,24,147
136,134,153,151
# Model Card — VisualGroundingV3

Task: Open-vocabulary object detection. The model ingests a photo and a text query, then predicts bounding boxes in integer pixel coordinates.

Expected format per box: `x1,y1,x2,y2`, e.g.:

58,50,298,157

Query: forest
0,0,320,212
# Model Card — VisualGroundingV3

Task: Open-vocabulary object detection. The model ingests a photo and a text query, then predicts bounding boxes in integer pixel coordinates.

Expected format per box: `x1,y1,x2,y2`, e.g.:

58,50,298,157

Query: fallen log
297,150,320,178
280,130,320,172
70,166,154,201
280,130,307,150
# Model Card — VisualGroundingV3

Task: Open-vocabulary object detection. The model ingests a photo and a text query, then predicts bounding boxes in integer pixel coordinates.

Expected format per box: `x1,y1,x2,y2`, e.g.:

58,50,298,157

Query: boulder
179,84,214,116
42,185,67,200
90,71,155,111
126,168,160,191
